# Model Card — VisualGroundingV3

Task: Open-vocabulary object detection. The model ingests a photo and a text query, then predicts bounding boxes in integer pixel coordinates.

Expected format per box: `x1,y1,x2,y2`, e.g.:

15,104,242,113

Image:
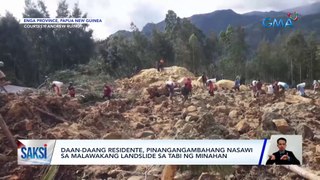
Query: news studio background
0,0,320,179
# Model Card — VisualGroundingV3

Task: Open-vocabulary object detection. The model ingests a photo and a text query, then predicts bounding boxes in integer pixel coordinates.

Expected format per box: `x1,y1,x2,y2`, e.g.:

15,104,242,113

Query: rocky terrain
0,66,319,180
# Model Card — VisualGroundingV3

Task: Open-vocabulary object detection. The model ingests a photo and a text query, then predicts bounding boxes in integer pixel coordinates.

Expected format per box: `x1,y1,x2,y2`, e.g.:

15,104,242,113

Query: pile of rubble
0,66,320,180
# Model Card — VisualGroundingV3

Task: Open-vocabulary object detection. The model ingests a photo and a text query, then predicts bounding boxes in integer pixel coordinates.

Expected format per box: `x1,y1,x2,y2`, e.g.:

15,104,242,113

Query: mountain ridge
111,3,320,49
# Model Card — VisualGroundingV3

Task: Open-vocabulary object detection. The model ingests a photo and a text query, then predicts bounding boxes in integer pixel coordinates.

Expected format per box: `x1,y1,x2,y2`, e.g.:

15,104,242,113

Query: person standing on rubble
256,79,263,97
158,58,165,72
251,80,257,98
103,84,112,100
201,73,208,87
233,75,241,92
165,79,175,103
277,81,289,91
181,78,192,105
267,83,274,95
296,81,306,97
273,81,279,94
51,81,63,96
68,82,76,98
277,81,289,97
207,80,216,96
272,81,281,99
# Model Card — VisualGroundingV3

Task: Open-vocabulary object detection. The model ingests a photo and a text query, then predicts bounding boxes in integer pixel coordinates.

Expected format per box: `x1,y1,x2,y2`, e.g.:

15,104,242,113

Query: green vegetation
0,0,94,86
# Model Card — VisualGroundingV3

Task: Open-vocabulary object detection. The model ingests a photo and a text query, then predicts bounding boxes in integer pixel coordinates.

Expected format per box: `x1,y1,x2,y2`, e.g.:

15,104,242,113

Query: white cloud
0,0,319,39
129,1,165,29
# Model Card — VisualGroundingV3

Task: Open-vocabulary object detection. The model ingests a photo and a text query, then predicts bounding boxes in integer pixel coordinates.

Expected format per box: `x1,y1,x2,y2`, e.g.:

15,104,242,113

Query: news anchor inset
266,137,300,165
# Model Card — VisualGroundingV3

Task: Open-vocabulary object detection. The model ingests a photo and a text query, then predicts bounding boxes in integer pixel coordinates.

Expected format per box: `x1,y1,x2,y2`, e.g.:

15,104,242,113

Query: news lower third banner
18,139,281,165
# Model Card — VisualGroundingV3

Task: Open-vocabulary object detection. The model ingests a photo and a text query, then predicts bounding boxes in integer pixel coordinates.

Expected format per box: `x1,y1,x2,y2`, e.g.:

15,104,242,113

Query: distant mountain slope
109,3,320,50
283,2,320,15
142,21,165,37
188,9,260,35
243,11,286,17
141,9,289,37
142,10,255,36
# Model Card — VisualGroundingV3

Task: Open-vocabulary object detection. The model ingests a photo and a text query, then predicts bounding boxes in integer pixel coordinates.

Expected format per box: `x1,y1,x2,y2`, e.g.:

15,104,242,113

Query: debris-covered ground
0,66,320,180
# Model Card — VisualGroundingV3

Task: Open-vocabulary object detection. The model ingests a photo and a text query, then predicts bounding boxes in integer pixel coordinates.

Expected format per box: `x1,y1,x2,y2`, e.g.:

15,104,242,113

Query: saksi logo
262,12,299,28
19,142,47,159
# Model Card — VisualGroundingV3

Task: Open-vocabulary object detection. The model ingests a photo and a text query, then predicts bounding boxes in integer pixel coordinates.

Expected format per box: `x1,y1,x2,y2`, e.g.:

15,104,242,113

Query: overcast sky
0,0,319,40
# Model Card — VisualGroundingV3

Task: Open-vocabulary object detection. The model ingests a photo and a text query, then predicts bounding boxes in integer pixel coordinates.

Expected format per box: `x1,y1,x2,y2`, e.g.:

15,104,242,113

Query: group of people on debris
256,81,308,97
162,67,320,104
51,81,113,99
200,73,217,96
2,57,320,102
248,80,309,97
51,81,78,98
0,60,114,99
165,77,193,104
201,70,318,98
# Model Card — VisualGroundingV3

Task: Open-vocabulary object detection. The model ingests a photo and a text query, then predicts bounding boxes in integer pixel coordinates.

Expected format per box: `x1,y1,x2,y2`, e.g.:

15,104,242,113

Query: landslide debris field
1,66,320,180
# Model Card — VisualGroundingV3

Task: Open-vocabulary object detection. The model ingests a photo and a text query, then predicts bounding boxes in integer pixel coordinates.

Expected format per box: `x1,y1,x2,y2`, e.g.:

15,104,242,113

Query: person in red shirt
185,78,192,91
103,84,112,100
181,78,192,104
68,82,75,97
208,80,215,96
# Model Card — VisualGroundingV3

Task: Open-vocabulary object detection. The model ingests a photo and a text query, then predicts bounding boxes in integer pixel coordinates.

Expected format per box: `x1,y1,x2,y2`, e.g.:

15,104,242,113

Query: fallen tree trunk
0,114,17,149
282,165,320,180
35,107,66,123
161,165,177,180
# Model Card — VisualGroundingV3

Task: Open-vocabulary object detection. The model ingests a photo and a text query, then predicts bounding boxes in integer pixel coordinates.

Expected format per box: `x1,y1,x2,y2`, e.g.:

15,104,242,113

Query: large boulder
261,112,282,131
180,123,193,133
295,123,314,140
216,80,234,90
187,105,197,113
212,105,229,115
273,102,287,110
229,110,239,118
185,113,199,122
272,119,290,133
235,120,250,134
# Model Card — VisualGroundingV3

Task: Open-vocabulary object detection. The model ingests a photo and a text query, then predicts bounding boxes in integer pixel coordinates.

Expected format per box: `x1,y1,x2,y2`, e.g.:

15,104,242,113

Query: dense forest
0,0,94,86
0,0,319,87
